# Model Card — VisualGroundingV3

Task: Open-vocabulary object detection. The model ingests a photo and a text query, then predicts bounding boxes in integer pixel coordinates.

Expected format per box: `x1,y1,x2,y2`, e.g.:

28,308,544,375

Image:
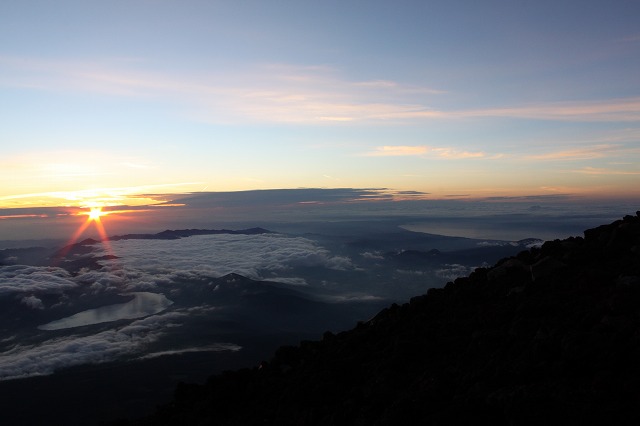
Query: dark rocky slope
127,213,640,426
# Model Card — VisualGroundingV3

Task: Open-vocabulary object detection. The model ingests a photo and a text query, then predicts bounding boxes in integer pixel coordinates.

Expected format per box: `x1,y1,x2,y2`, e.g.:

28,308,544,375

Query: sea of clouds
0,311,185,380
1,230,498,380
0,233,355,297
0,265,77,295
94,233,355,291
0,233,360,380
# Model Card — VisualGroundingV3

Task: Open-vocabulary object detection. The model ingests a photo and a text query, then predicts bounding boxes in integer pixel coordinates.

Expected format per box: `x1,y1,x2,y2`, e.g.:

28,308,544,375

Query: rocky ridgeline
129,213,640,426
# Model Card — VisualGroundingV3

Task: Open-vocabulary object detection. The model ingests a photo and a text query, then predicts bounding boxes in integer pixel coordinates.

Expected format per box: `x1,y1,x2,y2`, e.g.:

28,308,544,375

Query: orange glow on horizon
0,214,49,220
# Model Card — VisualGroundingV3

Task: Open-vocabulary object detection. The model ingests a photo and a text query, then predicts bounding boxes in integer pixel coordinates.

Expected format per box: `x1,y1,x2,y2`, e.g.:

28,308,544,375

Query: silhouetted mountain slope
128,212,640,426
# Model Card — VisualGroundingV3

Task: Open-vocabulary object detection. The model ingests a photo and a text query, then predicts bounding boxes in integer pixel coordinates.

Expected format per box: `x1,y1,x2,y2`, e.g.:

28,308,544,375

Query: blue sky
1,0,639,210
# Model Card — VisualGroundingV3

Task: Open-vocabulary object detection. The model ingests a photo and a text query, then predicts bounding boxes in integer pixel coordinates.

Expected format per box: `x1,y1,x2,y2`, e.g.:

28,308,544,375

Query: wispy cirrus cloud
526,144,619,161
452,98,640,122
365,146,429,156
0,57,443,124
4,56,639,124
526,143,640,162
571,167,640,175
364,145,487,159
430,147,486,159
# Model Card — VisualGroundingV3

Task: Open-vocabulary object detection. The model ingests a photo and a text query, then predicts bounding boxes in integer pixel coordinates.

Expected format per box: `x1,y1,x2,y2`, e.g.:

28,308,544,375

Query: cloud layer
0,311,188,380
93,233,354,290
0,265,78,295
0,232,358,380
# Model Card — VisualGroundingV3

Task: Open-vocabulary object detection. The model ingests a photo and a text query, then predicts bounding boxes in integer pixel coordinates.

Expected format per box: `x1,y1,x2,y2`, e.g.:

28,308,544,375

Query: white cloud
20,295,44,310
75,268,126,289
0,57,445,125
0,265,78,295
360,251,384,260
571,167,640,175
0,311,189,381
323,255,353,271
91,233,354,290
264,277,308,286
139,343,242,360
3,56,640,126
526,144,620,161
364,145,486,159
456,98,640,122
436,264,475,281
430,147,485,159
179,305,218,314
365,146,429,157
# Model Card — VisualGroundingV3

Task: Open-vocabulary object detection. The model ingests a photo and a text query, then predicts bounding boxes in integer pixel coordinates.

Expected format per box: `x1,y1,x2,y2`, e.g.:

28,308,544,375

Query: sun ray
52,205,117,267
91,213,114,256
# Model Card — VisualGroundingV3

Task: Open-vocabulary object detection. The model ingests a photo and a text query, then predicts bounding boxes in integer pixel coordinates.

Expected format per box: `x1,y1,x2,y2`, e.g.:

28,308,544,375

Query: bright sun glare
88,207,104,221
55,205,114,262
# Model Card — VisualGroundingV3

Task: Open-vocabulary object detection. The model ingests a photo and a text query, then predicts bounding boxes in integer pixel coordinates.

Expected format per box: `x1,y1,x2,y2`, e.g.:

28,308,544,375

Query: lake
38,292,173,330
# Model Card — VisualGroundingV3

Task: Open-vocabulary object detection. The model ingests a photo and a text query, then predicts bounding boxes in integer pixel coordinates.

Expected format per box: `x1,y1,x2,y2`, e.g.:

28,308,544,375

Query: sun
88,207,105,221
53,205,114,264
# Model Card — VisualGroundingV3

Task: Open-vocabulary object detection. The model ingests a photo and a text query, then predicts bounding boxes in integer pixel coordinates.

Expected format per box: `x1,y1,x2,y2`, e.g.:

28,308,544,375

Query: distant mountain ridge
62,227,273,249
108,227,273,241
127,212,640,425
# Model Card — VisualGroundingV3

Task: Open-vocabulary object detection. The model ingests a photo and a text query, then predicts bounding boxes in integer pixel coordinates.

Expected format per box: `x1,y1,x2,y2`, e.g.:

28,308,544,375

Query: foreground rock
126,213,640,426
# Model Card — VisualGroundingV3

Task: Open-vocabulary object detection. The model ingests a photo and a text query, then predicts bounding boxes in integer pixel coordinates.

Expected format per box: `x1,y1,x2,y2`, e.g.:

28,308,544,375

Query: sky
1,0,639,214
